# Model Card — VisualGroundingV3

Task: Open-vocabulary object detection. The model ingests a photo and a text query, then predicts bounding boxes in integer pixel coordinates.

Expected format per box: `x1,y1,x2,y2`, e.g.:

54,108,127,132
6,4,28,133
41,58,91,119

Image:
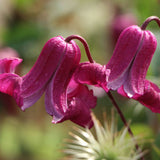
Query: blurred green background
0,0,160,159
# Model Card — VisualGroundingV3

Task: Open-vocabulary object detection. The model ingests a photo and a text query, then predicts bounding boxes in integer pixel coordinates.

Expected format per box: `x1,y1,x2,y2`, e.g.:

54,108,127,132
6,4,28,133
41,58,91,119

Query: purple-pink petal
123,30,157,97
0,37,79,111
0,58,22,108
67,84,97,128
118,80,160,113
45,39,81,124
106,25,143,90
50,80,97,128
21,36,69,110
134,80,160,113
108,24,160,113
0,57,45,110
0,58,22,74
73,62,110,89
0,73,22,107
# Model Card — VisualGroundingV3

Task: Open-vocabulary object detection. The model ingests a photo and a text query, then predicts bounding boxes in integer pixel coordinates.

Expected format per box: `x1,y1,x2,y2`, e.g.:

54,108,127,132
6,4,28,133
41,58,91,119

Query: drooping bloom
106,16,160,113
0,47,21,114
0,36,98,127
44,38,110,128
43,38,97,128
0,36,69,109
66,62,110,127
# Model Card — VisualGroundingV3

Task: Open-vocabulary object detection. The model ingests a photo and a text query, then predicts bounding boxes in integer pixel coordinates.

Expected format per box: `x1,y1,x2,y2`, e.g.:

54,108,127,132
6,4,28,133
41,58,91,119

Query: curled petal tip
52,116,63,124
0,58,23,74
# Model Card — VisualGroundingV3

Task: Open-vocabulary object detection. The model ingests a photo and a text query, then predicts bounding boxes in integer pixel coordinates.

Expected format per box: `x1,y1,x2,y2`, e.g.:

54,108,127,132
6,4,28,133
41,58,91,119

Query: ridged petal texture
135,80,160,113
0,37,74,111
0,37,100,127
0,58,23,106
106,25,144,90
21,36,67,110
66,62,110,128
123,30,157,97
73,62,110,92
45,39,97,128
44,38,81,121
0,58,22,74
109,25,160,113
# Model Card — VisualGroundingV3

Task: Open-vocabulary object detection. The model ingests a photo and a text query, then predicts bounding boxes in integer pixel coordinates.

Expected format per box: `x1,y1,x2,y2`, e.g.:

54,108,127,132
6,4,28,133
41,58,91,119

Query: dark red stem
107,91,144,160
141,16,160,30
65,35,94,63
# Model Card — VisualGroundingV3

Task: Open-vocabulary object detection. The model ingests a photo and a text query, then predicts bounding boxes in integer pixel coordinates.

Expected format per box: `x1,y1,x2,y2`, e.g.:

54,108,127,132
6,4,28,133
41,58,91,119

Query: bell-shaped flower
0,47,22,114
107,16,160,113
0,36,99,127
0,50,23,106
20,36,74,110
0,36,70,109
45,61,110,128
44,44,98,128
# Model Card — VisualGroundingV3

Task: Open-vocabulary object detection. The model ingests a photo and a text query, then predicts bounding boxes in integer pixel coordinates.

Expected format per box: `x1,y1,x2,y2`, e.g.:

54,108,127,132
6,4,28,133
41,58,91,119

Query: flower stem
107,91,144,160
65,35,94,63
66,34,144,159
141,16,160,30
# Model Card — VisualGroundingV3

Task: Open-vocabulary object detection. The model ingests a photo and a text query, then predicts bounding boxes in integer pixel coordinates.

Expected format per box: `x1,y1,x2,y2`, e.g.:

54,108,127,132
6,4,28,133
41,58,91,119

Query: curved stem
141,16,160,30
65,35,94,63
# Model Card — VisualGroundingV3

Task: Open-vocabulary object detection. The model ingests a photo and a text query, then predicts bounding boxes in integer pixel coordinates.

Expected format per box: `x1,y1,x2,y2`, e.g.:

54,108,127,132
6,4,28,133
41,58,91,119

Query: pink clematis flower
67,62,110,127
44,37,97,128
0,36,70,109
44,36,110,128
107,16,160,113
0,47,22,114
0,36,99,128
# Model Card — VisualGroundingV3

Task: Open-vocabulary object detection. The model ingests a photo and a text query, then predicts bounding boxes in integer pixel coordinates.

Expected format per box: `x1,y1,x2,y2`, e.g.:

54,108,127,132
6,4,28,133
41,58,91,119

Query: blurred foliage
0,116,69,160
3,22,47,60
14,0,36,11
134,0,160,21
